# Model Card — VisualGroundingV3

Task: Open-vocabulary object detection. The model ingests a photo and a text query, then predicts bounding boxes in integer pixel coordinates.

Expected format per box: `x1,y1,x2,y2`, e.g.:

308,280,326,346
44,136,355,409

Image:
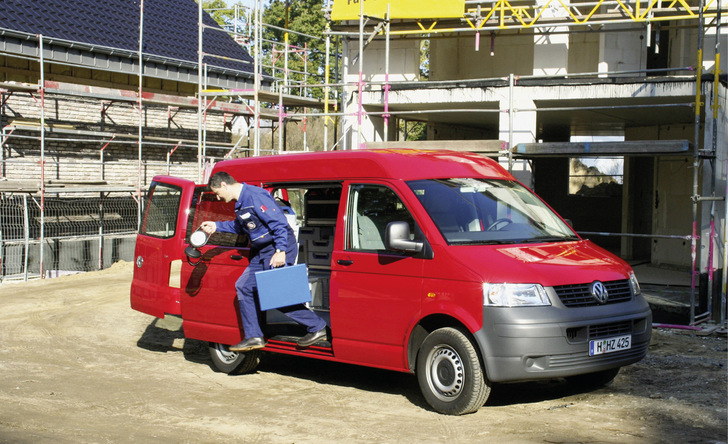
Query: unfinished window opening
568,157,624,198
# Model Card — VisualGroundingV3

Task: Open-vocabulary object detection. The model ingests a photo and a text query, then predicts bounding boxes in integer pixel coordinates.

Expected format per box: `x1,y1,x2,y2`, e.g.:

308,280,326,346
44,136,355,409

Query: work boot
298,328,327,348
229,337,266,352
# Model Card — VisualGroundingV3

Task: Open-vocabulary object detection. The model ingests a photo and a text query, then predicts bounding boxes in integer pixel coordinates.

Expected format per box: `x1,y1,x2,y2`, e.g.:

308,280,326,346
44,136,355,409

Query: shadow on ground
135,316,615,413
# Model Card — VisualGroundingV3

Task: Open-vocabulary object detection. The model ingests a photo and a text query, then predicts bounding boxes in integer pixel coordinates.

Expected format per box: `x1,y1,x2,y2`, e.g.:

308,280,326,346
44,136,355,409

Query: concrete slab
632,262,693,325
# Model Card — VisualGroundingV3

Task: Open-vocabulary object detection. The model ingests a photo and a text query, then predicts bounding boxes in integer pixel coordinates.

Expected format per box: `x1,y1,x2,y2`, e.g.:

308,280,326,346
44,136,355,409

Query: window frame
140,182,183,240
345,182,421,254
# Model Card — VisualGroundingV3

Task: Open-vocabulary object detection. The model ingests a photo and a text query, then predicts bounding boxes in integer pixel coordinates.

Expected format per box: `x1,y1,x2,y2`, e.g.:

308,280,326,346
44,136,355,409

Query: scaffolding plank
0,180,39,192
202,89,325,109
0,82,39,92
365,140,506,153
7,120,115,138
42,185,139,194
514,140,692,156
41,80,284,119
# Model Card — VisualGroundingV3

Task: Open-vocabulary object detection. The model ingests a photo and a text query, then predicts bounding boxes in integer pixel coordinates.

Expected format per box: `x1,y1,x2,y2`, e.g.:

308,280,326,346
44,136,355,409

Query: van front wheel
416,327,491,415
208,342,261,374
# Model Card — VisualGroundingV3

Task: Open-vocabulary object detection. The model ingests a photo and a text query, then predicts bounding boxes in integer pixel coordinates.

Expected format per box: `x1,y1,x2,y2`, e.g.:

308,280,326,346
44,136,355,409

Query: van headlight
628,271,641,296
483,283,551,307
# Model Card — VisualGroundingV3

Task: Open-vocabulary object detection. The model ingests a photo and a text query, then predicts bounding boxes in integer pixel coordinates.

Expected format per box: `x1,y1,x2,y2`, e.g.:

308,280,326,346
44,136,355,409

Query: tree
202,0,232,26
262,0,329,98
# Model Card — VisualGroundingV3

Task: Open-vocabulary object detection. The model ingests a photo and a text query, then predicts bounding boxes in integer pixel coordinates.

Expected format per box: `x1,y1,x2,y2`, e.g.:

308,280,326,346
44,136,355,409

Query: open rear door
130,176,197,318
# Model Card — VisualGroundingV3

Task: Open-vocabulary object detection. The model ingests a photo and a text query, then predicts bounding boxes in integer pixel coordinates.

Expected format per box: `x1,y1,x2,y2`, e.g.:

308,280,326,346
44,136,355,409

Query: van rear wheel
416,327,491,415
208,342,261,374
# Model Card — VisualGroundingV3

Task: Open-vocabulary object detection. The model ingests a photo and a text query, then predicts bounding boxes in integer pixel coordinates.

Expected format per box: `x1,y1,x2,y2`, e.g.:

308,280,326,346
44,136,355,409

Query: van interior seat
356,210,385,250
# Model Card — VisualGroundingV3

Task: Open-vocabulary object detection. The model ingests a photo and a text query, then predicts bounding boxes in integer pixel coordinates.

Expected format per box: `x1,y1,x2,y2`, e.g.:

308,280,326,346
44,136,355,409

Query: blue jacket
215,184,293,251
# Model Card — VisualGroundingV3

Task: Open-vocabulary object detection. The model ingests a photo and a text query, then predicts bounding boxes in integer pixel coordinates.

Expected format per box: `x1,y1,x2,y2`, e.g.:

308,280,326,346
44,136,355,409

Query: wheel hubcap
214,343,239,364
427,346,464,401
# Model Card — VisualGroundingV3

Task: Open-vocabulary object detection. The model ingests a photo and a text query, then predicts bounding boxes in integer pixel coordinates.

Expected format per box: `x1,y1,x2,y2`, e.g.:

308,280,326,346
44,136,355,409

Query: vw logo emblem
590,281,609,304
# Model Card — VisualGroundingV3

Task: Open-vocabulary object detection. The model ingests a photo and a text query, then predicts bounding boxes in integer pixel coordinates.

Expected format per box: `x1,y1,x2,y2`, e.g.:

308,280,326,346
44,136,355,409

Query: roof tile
0,0,254,75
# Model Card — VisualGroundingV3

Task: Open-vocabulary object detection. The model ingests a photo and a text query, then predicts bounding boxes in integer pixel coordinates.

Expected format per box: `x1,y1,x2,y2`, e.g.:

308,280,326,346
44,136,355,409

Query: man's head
209,171,240,202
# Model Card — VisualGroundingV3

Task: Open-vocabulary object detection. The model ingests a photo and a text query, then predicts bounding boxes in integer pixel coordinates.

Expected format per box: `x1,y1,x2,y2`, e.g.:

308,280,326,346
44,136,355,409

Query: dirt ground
0,262,726,444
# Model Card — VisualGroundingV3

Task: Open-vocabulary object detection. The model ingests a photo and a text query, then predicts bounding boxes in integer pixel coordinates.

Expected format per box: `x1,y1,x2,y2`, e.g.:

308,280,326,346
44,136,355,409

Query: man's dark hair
209,171,236,189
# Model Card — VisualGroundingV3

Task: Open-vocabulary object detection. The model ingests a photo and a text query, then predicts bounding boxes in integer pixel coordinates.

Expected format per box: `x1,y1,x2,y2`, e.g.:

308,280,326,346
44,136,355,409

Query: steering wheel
486,218,513,231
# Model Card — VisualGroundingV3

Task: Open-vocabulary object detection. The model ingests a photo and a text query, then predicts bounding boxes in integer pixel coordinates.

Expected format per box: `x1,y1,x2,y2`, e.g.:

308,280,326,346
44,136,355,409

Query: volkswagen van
130,149,651,415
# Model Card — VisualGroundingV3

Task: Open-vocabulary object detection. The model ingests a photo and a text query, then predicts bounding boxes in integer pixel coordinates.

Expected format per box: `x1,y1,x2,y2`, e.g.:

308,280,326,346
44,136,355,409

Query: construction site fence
0,191,138,282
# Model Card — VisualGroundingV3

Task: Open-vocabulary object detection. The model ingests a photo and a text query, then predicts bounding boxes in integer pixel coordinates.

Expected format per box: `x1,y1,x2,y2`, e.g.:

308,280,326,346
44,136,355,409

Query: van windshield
407,178,578,245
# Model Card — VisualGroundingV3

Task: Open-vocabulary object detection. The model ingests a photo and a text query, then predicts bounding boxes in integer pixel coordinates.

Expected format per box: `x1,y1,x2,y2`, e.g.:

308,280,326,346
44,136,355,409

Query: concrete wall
599,26,646,75
568,32,600,74
353,39,421,83
430,34,535,80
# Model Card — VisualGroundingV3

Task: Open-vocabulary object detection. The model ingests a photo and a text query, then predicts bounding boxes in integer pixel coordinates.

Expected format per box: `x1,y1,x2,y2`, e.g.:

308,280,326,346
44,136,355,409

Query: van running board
266,335,334,357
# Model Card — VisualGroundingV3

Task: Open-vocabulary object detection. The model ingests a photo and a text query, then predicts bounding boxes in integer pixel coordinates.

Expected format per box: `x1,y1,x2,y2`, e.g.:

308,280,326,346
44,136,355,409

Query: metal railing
0,191,138,281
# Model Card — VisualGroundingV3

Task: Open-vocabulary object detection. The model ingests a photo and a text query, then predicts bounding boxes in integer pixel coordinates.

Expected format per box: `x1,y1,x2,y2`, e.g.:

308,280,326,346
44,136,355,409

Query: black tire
416,327,491,415
208,342,261,375
566,367,620,388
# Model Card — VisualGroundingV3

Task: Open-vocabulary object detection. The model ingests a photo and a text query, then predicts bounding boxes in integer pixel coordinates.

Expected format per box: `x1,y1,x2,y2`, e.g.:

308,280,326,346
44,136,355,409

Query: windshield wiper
452,240,519,245
520,236,579,243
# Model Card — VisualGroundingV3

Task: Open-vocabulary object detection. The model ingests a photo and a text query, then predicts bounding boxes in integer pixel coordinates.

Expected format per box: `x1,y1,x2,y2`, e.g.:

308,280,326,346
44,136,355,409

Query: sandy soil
0,261,726,444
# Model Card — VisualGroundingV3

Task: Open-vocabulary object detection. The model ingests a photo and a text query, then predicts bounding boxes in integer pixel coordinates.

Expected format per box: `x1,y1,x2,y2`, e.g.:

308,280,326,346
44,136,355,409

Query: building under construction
0,0,726,327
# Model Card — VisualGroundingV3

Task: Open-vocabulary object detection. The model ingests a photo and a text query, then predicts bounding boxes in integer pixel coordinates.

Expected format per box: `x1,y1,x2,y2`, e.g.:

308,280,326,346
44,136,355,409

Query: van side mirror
185,229,208,265
185,246,202,259
385,221,423,253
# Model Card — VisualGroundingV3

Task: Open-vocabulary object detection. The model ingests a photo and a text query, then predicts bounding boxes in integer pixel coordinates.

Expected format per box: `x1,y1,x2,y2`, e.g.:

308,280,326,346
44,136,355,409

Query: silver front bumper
473,297,652,383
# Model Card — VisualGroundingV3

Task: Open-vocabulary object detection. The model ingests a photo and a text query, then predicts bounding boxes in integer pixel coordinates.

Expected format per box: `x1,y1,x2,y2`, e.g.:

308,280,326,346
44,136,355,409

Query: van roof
212,149,514,183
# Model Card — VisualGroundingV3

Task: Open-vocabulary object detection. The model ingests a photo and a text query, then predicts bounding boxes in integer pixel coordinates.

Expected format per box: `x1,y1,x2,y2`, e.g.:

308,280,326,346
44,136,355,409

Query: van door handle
337,259,353,266
230,254,245,260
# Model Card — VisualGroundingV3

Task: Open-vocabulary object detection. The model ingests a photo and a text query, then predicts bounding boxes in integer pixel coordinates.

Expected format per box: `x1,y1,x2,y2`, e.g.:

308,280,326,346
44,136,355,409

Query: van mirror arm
385,221,424,254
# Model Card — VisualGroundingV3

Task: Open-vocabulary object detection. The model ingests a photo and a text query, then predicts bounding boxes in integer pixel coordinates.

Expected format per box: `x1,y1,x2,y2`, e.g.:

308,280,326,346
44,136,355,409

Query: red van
130,149,651,415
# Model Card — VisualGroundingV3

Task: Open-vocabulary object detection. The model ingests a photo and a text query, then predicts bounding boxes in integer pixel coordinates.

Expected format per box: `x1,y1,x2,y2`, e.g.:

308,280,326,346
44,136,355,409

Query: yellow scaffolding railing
353,0,727,34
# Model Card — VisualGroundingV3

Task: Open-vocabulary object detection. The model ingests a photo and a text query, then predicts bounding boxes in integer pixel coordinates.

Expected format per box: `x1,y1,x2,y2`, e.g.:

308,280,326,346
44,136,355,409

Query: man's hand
200,221,217,235
269,251,286,268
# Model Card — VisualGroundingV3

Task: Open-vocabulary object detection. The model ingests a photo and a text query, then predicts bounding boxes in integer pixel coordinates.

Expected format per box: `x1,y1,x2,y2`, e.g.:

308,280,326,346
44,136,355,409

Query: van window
348,184,418,252
408,178,577,245
141,182,182,239
187,188,249,248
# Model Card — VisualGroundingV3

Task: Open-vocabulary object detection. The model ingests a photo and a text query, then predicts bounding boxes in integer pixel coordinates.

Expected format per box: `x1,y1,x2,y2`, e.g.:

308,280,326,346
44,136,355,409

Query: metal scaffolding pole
690,0,706,325
715,0,727,329
357,0,364,150
383,6,390,142
254,0,262,156
324,26,331,150
38,34,46,279
197,0,204,181
138,0,144,228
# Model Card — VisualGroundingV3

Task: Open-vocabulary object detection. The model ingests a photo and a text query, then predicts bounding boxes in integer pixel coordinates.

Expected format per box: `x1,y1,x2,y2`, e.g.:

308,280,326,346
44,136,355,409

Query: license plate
589,334,631,356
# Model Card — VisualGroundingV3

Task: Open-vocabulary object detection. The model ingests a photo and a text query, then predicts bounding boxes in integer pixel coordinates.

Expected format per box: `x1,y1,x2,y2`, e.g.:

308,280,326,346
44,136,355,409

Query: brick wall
1,90,231,184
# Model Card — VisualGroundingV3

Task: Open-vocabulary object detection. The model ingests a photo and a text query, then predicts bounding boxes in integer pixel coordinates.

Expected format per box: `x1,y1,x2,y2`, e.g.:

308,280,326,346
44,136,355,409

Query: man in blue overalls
200,171,327,352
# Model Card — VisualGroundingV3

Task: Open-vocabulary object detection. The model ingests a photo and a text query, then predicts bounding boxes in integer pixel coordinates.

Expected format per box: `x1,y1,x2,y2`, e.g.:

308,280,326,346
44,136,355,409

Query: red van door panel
130,177,197,318
330,183,425,371
331,254,423,370
179,188,250,345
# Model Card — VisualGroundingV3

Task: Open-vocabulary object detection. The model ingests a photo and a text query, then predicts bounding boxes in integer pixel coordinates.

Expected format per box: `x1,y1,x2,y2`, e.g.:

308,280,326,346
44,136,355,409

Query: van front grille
553,279,632,307
588,321,633,339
